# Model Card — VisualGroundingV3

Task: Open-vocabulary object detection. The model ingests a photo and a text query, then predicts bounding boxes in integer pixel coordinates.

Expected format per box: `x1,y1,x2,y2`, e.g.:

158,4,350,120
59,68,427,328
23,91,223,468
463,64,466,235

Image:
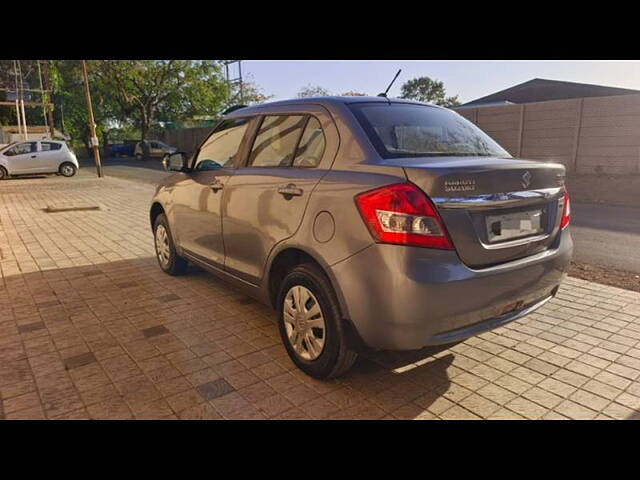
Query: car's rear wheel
153,213,188,275
0,166,7,180
277,263,357,379
59,162,77,177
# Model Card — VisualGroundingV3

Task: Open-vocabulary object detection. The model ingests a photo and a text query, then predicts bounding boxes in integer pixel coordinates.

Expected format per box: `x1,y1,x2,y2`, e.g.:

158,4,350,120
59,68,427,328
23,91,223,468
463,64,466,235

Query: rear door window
248,115,307,168
293,117,325,168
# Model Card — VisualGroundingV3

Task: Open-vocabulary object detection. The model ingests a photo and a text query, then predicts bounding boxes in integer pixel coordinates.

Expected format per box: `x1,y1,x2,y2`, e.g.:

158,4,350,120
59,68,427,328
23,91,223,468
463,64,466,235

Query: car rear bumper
329,229,573,350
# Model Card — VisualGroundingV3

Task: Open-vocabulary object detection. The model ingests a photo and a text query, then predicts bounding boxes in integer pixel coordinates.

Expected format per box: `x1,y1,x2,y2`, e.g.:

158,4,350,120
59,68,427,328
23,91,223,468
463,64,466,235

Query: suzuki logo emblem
521,171,532,189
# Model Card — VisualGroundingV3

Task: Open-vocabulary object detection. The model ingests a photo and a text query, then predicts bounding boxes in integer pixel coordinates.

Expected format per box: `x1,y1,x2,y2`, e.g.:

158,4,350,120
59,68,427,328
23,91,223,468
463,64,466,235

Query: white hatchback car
0,140,79,180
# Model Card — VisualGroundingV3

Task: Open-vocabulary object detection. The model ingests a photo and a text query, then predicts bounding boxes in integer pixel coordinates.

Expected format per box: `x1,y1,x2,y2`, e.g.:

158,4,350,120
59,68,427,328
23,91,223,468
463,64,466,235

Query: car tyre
59,162,77,177
0,166,7,180
135,153,143,160
153,213,188,276
277,263,358,379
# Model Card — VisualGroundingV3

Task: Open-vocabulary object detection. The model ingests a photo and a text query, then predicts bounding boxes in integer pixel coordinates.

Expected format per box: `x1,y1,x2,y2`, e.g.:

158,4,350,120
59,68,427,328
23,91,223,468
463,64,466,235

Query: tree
49,60,115,150
0,60,58,128
340,90,368,96
297,84,331,98
89,60,228,144
399,76,460,107
229,75,273,106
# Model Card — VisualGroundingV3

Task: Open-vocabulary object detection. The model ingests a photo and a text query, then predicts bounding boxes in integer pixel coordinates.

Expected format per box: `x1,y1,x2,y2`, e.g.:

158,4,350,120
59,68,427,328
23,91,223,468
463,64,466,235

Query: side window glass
293,117,325,168
41,142,61,151
196,118,249,170
248,115,306,168
5,142,36,156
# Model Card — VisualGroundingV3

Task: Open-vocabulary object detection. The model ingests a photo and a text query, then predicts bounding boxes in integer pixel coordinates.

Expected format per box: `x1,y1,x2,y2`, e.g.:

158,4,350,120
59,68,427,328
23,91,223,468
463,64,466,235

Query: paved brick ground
1,171,640,420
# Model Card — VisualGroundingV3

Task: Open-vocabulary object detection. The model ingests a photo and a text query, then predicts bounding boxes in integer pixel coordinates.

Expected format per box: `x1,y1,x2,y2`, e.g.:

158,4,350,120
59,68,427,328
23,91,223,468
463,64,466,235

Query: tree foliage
228,74,273,106
340,90,368,96
89,60,228,141
399,76,460,107
2,60,274,151
47,61,114,148
297,84,331,98
0,60,57,128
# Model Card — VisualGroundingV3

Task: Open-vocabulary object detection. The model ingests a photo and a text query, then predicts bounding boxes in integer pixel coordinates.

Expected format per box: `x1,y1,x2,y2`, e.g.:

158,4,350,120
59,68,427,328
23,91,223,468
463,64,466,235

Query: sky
240,61,640,103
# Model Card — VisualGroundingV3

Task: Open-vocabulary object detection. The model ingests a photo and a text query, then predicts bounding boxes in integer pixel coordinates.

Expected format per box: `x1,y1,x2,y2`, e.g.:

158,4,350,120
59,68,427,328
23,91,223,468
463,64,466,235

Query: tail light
560,187,570,230
354,183,455,250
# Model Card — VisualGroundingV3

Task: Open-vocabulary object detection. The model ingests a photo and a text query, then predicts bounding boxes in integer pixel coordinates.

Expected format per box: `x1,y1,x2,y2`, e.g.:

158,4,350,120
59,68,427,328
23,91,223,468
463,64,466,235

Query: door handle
210,180,224,192
278,183,303,197
31,155,37,158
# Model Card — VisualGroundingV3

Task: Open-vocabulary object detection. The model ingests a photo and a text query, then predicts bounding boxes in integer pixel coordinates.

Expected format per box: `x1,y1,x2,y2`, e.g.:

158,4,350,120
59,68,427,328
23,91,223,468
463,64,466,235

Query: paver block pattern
1,172,640,419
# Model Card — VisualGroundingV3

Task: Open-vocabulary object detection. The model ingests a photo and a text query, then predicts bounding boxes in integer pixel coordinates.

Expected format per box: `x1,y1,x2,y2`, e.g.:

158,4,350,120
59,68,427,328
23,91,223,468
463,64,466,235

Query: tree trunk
140,106,153,158
140,118,150,158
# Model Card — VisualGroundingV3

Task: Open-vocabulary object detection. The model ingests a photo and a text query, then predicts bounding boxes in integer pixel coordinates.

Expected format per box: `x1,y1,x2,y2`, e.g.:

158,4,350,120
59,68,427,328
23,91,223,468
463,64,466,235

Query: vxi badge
444,179,476,193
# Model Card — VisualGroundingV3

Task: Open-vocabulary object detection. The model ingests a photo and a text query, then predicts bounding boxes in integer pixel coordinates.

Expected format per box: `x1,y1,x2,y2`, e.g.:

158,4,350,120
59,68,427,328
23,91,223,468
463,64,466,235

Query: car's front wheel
153,213,188,275
0,166,7,180
277,263,357,379
59,162,77,177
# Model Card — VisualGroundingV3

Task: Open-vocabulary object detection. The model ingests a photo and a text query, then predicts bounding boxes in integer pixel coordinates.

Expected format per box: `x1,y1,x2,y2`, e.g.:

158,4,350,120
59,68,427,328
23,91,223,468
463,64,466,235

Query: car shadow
4,174,50,180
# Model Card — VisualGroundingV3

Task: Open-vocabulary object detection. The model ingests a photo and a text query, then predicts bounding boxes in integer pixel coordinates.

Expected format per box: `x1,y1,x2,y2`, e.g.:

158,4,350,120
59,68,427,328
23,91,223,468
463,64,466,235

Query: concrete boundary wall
457,93,640,176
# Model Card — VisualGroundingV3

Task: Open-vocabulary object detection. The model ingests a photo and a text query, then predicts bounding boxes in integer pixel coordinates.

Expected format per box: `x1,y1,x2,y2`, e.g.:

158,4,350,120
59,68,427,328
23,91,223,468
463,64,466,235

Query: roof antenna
377,69,402,100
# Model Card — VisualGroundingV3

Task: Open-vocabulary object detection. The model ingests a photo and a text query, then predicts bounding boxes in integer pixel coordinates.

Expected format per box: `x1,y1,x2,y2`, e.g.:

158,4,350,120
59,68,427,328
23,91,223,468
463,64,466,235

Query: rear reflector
560,187,570,230
354,183,455,250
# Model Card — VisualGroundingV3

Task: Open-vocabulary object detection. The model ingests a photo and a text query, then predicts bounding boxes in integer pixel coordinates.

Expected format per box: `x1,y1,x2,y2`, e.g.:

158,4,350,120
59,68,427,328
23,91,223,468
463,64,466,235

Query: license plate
486,209,543,243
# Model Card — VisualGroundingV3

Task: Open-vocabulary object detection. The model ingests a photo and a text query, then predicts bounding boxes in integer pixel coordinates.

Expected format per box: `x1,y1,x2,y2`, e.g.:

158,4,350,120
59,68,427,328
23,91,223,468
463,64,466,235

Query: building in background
454,78,640,109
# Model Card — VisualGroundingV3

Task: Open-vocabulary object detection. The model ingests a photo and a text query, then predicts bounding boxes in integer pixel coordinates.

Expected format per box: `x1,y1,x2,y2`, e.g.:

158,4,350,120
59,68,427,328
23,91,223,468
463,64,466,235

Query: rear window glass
350,103,510,159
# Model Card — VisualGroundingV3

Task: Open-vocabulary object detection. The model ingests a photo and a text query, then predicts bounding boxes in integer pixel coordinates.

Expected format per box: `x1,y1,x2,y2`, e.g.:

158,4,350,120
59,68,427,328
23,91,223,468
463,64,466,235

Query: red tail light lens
354,183,455,250
560,188,570,230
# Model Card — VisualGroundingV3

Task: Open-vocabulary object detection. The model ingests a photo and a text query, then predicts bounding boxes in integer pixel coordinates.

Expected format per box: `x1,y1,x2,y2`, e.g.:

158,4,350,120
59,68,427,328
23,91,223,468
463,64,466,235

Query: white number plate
486,209,543,242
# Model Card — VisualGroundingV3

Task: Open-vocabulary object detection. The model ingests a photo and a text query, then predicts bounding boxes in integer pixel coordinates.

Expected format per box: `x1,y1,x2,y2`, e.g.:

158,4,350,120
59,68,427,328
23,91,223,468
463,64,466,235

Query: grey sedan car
150,96,572,379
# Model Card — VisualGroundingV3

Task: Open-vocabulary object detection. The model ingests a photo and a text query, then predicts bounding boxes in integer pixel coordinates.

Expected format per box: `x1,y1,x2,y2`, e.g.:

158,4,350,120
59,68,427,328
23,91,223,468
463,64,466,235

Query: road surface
80,156,640,274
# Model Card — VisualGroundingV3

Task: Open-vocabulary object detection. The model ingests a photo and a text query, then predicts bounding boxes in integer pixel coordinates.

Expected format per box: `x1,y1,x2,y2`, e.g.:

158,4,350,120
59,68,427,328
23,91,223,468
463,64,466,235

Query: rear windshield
350,103,511,158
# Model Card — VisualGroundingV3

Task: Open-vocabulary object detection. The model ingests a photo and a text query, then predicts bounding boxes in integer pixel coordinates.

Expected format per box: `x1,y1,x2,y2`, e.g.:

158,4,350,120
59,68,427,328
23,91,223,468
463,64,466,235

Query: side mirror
163,152,187,172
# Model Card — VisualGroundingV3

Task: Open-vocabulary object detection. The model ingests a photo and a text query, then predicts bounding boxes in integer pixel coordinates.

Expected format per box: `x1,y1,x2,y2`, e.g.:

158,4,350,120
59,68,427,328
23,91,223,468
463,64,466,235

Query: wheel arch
266,244,367,353
150,202,165,229
266,245,349,320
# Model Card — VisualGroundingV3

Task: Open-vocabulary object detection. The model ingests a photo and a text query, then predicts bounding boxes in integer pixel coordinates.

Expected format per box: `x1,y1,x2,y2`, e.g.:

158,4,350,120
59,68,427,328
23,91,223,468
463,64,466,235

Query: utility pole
81,60,103,178
17,60,28,140
41,60,56,139
223,60,244,105
13,61,23,138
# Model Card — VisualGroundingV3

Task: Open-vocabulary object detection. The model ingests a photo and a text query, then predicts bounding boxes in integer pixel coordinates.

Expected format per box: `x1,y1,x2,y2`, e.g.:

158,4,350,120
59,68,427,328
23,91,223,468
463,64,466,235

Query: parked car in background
150,97,572,379
0,140,79,179
108,141,137,157
134,140,176,160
